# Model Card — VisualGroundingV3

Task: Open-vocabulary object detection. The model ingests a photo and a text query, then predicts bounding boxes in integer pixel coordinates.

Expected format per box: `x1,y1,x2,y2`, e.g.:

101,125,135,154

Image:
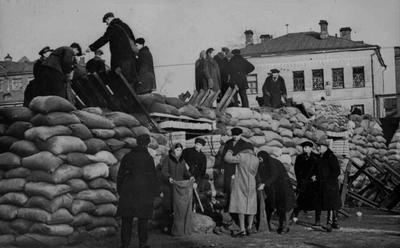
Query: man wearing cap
117,134,158,248
214,48,230,99
316,138,341,232
86,49,106,74
135,38,156,94
292,141,321,225
226,49,255,107
182,137,207,183
89,12,138,86
262,69,287,108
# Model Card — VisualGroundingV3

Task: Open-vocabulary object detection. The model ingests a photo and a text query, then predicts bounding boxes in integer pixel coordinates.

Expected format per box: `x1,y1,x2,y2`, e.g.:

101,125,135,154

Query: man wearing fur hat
182,137,207,183
262,69,287,108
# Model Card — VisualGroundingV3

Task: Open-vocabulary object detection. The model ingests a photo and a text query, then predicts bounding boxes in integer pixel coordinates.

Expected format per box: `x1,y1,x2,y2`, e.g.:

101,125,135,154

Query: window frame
312,69,325,91
293,70,305,92
246,73,258,95
352,66,365,88
331,68,344,89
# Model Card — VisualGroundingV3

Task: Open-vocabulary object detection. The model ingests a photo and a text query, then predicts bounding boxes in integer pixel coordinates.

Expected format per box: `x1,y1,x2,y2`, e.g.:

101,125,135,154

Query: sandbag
263,131,283,143
25,125,72,141
151,133,167,146
279,118,292,129
0,107,33,122
0,136,18,151
114,126,134,138
105,112,140,127
71,213,93,227
30,112,80,126
24,182,71,200
30,223,74,236
193,213,216,234
249,136,266,146
93,204,117,217
91,129,115,139
199,107,216,120
0,192,28,206
179,105,201,119
150,102,180,116
59,152,95,167
29,96,76,113
123,137,137,148
225,107,254,120
0,205,19,220
106,138,126,151
73,110,115,129
4,167,30,179
15,233,68,247
84,138,109,154
86,216,118,230
9,140,39,157
69,123,93,140
0,221,17,235
66,179,89,193
259,145,283,158
27,165,82,184
82,162,109,180
37,136,87,155
0,178,26,194
0,124,5,135
11,219,33,234
5,121,33,139
76,189,117,204
165,97,185,109
25,194,73,213
138,93,166,107
82,107,103,115
279,128,293,138
0,234,15,246
88,226,117,237
22,151,63,172
92,151,118,165
131,126,150,137
0,152,21,170
88,178,116,192
70,200,96,215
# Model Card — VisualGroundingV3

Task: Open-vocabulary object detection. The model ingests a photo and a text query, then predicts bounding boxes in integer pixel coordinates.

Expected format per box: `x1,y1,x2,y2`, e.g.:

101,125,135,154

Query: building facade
240,21,387,117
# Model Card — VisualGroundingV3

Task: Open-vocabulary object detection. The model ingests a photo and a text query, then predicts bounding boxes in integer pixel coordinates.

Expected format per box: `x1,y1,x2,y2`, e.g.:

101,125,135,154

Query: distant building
0,54,34,105
240,20,389,116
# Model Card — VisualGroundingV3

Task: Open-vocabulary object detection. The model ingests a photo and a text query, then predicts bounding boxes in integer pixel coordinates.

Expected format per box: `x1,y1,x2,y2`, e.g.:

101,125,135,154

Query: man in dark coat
214,47,230,99
86,49,106,74
195,50,207,91
203,48,221,92
117,134,158,248
262,69,287,108
135,38,156,94
89,12,138,85
24,46,53,106
36,44,81,101
182,137,207,183
293,141,322,225
226,49,255,107
317,138,341,232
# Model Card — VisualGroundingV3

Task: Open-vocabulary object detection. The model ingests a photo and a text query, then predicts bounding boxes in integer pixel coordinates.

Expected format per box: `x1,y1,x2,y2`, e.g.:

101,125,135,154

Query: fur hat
70,43,82,56
135,38,145,45
232,49,241,55
103,12,114,23
137,134,151,146
231,127,243,136
195,138,206,146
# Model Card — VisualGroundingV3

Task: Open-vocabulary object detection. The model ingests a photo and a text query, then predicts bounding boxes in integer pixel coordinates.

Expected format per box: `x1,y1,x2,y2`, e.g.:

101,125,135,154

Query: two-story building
240,20,387,116
0,54,34,105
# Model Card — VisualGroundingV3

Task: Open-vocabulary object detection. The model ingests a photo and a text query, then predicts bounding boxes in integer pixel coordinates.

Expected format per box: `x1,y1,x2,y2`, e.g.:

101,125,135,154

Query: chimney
260,34,273,43
319,20,329,39
4,54,12,62
244,30,254,46
340,27,352,40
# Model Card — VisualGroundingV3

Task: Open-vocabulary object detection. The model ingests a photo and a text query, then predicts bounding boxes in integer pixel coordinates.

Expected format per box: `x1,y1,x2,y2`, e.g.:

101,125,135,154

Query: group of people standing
24,12,156,107
195,48,255,107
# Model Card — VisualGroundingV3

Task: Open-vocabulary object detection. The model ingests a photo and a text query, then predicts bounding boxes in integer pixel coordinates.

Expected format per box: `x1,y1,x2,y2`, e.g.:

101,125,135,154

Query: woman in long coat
257,151,296,234
224,148,259,237
117,134,158,248
136,38,156,94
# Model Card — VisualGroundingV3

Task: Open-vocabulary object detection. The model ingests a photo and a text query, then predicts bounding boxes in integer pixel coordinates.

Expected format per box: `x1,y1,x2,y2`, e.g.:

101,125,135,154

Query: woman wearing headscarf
257,151,296,234
195,50,207,91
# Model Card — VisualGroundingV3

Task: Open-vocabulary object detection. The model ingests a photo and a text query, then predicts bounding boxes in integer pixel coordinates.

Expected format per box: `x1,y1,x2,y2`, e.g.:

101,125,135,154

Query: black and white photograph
0,0,399,247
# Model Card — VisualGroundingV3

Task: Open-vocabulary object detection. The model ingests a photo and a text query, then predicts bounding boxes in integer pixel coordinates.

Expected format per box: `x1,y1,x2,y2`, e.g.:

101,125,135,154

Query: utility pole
285,24,289,34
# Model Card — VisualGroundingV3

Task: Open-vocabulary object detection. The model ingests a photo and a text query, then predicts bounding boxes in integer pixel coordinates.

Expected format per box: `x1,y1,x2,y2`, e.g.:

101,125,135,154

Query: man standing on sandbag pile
227,49,255,107
117,134,158,248
182,137,207,183
214,47,230,100
135,38,156,94
86,49,106,74
262,69,287,108
88,12,138,86
35,43,82,102
203,48,221,92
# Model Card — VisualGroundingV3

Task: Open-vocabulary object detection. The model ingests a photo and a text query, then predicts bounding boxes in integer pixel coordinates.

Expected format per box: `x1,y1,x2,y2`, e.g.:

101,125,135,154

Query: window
312,69,324,90
11,77,23,91
293,71,305,91
353,66,365,88
332,68,344,89
351,104,365,115
246,74,258,95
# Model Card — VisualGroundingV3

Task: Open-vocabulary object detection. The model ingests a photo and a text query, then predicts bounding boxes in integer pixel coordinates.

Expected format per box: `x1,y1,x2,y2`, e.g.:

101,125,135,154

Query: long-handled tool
193,187,204,213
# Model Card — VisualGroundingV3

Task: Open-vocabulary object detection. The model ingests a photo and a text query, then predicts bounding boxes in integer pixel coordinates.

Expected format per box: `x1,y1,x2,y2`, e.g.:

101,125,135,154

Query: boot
314,210,321,226
326,211,333,232
331,211,340,229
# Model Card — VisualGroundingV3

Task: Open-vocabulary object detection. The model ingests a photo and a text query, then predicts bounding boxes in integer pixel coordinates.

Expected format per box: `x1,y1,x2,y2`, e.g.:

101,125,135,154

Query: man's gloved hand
169,177,175,184
257,184,265,191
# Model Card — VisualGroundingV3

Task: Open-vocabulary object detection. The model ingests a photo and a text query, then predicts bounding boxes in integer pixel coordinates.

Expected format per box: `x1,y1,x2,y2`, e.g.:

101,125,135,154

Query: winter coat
214,54,230,92
294,152,321,211
161,151,192,212
136,46,156,94
89,18,136,70
42,46,76,75
86,56,106,74
227,54,255,90
225,149,259,215
318,149,342,210
182,147,207,182
116,146,158,218
257,151,295,213
195,58,207,91
203,57,221,91
262,75,287,108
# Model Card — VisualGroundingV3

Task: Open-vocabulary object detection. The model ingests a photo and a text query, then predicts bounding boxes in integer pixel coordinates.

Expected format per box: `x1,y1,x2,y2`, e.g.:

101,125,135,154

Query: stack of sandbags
387,123,400,167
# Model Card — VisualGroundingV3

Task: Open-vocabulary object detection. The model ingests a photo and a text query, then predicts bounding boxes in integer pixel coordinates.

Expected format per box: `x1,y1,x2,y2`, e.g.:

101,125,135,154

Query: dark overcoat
86,57,106,74
195,58,207,91
294,152,321,211
226,55,255,90
203,57,221,91
136,46,156,94
116,146,158,218
214,54,230,93
182,147,207,182
89,18,136,70
318,149,342,210
257,152,296,213
262,75,287,108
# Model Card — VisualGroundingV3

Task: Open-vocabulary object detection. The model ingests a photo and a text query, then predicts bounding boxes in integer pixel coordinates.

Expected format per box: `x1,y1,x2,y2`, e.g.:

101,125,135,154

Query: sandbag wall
387,122,400,166
0,96,169,247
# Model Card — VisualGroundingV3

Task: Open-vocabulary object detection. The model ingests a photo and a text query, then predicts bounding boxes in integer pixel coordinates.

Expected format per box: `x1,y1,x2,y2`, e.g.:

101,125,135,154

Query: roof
241,31,383,60
0,61,34,76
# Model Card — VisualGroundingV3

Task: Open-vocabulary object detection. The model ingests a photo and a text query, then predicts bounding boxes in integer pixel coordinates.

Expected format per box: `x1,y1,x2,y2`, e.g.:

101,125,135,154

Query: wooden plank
198,89,211,107
193,89,207,106
188,90,199,105
347,191,380,208
217,86,233,110
220,85,238,112
340,159,352,207
207,90,220,108
351,162,392,192
201,90,217,107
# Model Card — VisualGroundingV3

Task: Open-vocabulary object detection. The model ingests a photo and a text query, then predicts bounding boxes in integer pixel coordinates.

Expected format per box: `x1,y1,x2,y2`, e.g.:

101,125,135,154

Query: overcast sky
0,0,399,66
